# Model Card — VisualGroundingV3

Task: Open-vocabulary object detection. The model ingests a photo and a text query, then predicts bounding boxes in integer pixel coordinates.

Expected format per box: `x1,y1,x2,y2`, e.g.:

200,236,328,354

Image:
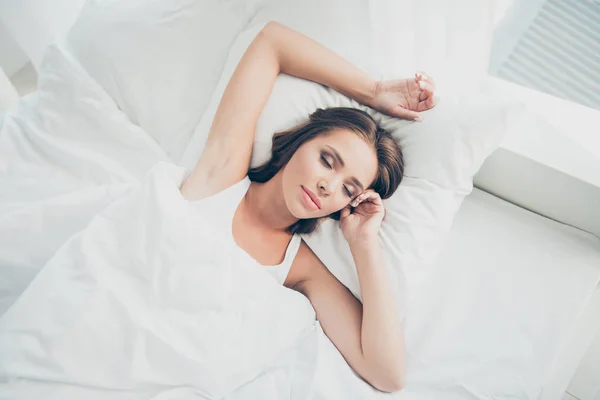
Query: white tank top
187,173,302,286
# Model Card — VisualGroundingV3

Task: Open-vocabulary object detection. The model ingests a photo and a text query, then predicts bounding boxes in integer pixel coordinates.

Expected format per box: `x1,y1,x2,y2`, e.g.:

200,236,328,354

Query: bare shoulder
285,239,338,292
180,169,244,201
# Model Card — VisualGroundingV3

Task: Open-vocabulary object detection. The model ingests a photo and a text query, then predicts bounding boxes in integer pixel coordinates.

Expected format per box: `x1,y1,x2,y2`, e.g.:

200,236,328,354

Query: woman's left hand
340,190,385,245
370,71,436,121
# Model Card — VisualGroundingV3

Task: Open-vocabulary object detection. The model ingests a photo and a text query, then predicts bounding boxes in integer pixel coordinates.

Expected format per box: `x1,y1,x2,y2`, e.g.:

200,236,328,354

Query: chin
299,206,329,220
291,205,314,219
289,208,305,219
284,194,305,219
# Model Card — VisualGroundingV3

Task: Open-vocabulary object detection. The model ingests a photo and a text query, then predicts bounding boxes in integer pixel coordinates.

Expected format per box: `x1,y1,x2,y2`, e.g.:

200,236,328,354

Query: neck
243,171,299,232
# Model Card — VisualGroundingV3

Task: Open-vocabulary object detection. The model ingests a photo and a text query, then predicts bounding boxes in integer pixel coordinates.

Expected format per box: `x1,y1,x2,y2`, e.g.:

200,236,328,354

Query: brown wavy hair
248,107,404,235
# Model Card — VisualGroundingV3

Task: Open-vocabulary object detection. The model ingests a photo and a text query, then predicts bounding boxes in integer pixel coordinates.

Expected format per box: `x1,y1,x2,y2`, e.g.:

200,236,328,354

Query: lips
302,186,322,210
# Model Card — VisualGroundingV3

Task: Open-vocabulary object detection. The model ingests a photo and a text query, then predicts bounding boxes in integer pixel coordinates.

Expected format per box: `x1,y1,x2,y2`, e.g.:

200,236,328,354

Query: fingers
415,71,436,112
405,76,421,93
417,80,435,108
340,206,351,219
392,105,423,122
424,94,436,109
416,71,436,89
389,71,436,121
364,191,383,206
351,190,382,207
418,80,435,96
416,95,436,111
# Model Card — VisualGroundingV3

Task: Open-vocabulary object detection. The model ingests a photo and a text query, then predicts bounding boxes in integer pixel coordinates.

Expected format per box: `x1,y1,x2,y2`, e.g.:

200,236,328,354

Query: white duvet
0,44,318,399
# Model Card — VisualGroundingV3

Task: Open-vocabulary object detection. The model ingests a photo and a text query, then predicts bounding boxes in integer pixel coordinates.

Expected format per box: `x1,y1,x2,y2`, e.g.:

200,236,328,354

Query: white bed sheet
1,37,599,400
311,188,600,399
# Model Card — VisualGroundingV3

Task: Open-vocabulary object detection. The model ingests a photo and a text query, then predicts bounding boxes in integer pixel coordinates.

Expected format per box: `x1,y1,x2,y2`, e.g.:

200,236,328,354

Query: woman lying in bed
180,21,436,393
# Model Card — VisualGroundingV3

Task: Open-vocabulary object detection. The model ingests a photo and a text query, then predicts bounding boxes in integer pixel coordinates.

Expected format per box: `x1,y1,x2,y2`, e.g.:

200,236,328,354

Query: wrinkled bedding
2,34,600,400
0,44,318,399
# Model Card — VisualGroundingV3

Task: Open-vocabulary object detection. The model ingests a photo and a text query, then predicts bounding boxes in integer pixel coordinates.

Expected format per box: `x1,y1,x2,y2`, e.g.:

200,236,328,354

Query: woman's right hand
369,72,436,121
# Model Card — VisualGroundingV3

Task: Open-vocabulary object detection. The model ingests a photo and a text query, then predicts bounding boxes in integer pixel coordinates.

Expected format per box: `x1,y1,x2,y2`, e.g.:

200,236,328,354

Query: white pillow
63,0,494,164
64,0,267,162
180,8,511,316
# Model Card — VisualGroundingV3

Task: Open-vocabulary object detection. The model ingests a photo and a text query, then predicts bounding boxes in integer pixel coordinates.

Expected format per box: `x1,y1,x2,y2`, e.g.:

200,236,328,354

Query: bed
1,1,599,399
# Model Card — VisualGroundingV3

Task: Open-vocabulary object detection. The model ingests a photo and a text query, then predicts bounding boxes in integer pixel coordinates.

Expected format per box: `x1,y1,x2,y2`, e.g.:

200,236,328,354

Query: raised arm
180,21,377,200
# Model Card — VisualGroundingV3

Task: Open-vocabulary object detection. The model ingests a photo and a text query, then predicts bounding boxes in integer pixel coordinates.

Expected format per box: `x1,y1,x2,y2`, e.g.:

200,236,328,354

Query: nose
318,182,328,196
318,177,340,196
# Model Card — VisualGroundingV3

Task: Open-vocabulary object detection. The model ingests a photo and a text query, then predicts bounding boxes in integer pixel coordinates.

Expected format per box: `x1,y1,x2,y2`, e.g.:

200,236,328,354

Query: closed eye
321,154,354,198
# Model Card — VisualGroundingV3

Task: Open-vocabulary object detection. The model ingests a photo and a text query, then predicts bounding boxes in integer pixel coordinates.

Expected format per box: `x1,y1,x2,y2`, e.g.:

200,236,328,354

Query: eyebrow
325,145,365,192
